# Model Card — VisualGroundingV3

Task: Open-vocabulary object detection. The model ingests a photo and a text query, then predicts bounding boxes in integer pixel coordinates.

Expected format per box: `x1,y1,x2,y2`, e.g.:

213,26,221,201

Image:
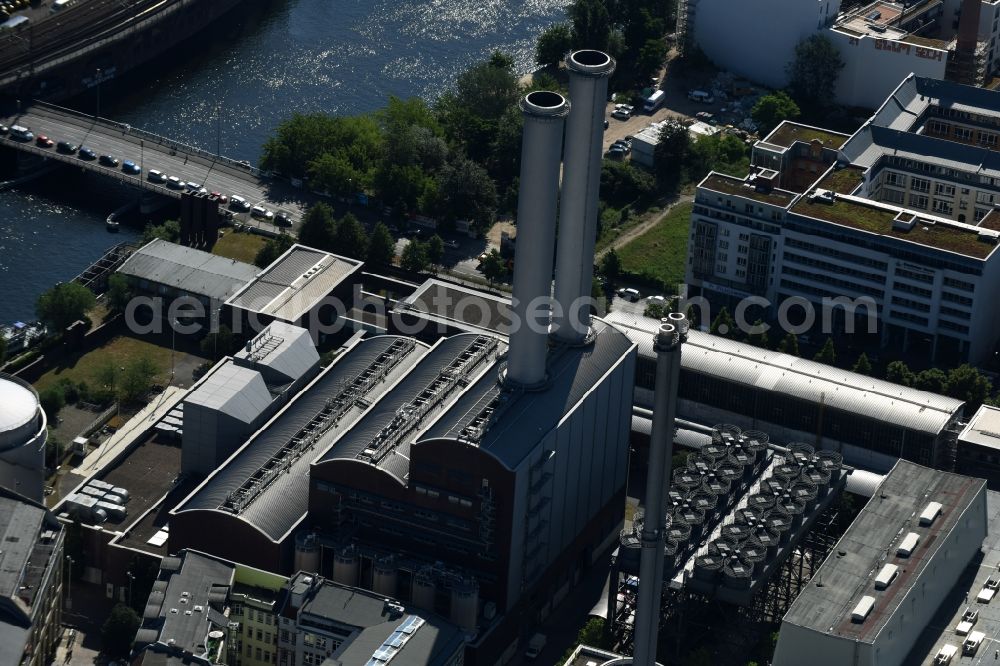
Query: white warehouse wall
693,0,839,89
830,31,949,108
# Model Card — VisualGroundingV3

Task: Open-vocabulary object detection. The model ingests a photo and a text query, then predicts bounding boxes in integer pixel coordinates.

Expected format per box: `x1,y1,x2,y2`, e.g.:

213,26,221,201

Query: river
0,0,568,324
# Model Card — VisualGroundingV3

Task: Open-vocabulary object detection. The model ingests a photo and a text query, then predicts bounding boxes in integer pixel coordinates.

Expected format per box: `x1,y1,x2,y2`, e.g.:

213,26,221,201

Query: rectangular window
882,188,905,204
909,194,928,209
935,183,955,196
932,199,953,215
955,127,972,141
719,240,729,249
910,177,930,193
885,171,904,186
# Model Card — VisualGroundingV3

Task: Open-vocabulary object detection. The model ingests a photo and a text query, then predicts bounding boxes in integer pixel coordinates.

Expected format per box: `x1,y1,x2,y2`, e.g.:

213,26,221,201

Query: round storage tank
787,442,815,463
720,523,751,544
740,429,769,455
753,527,781,558
666,516,692,545
450,577,479,631
779,496,806,530
712,424,742,446
412,570,436,610
690,491,718,517
673,468,704,491
618,526,642,570
677,506,706,541
701,475,732,500
373,555,398,597
739,536,767,565
332,545,359,586
700,443,729,462
294,532,320,574
765,506,793,544
791,481,819,511
773,463,801,484
664,539,680,571
800,465,832,495
817,450,845,481
0,374,46,502
747,493,776,514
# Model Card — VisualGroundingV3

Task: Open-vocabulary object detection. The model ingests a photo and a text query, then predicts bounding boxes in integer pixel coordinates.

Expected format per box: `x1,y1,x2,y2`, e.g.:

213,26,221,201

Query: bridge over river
0,102,310,228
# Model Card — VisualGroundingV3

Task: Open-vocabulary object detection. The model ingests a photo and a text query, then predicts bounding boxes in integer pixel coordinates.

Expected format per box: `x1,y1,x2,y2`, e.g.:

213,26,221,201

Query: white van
963,631,985,655
643,90,666,113
688,90,714,104
51,0,74,12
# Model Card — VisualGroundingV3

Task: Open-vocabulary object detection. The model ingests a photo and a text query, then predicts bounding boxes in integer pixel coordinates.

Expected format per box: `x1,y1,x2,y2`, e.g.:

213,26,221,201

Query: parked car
34,134,53,148
229,195,251,211
98,154,120,167
77,147,96,160
9,125,32,142
56,140,77,154
166,175,184,189
273,212,292,227
611,104,634,120
251,205,274,221
122,160,141,175
209,192,229,204
147,169,166,183
647,295,667,305
606,146,626,160
0,124,9,134
617,287,641,301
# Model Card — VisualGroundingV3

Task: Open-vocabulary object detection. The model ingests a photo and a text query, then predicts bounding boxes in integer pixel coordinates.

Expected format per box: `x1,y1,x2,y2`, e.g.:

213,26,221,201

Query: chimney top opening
525,90,565,109
572,50,611,67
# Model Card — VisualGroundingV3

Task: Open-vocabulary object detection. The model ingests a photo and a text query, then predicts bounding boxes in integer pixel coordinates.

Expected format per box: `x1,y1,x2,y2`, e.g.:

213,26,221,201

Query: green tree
427,234,445,266
751,91,801,135
437,157,498,228
118,356,160,404
332,213,369,260
914,368,947,394
635,37,668,82
39,387,65,420
141,220,180,244
600,248,622,287
480,249,507,288
106,273,133,315
568,0,611,51
747,320,770,348
601,161,656,208
852,352,872,376
813,337,836,365
101,603,140,659
946,364,992,410
777,331,800,356
401,241,430,273
644,302,668,319
885,360,914,386
685,133,751,182
710,306,735,338
200,325,236,361
654,121,691,188
787,34,845,109
298,203,336,251
253,233,295,268
536,23,573,67
36,282,96,331
367,222,396,266
685,303,700,329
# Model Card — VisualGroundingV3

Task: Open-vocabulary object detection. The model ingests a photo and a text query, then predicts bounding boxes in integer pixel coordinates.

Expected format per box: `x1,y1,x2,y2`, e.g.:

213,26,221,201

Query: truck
524,633,547,660
643,89,666,113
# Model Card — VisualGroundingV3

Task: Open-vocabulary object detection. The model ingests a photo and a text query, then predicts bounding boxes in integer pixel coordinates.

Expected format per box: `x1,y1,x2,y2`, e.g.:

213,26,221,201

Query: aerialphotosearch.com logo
121,285,881,340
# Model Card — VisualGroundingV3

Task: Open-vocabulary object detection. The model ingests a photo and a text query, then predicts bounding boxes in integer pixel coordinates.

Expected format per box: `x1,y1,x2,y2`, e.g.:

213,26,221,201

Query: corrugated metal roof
422,320,636,469
317,334,485,472
174,336,426,540
117,239,258,302
604,311,964,435
226,245,362,322
183,362,272,424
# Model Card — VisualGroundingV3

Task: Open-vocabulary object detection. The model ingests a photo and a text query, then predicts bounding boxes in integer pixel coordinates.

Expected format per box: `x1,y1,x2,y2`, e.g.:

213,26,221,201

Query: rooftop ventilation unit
920,501,943,526
874,563,899,590
898,531,920,557
852,595,876,622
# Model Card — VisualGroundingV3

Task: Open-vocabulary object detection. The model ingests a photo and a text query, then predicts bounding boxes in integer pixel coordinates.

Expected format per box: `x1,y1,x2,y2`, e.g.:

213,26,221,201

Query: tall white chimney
551,50,615,344
633,313,688,666
505,91,570,388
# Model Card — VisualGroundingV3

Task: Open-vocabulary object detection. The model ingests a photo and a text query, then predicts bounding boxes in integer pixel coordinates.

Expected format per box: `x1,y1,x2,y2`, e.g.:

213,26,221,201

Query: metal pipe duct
633,313,687,666
551,49,615,344
505,90,570,388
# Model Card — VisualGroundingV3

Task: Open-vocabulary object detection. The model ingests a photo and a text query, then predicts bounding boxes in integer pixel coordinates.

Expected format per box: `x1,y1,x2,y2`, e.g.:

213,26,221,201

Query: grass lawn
617,202,693,292
34,335,174,393
212,231,269,264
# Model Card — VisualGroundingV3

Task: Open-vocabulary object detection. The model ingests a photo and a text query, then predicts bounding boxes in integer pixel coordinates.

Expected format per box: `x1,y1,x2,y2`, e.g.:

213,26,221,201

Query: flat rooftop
0,490,56,611
226,244,362,322
790,192,1000,260
89,434,182,528
762,122,849,151
402,279,513,334
816,165,865,195
958,405,1000,451
903,490,1000,665
699,172,797,207
118,238,258,302
782,461,985,642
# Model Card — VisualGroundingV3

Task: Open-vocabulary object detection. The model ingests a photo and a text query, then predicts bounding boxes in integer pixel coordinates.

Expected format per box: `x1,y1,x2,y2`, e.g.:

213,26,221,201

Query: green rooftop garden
764,123,847,150
701,173,795,207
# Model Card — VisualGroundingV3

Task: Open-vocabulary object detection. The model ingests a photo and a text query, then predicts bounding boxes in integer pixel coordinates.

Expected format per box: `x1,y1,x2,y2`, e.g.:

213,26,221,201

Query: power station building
152,50,635,662
0,374,47,502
